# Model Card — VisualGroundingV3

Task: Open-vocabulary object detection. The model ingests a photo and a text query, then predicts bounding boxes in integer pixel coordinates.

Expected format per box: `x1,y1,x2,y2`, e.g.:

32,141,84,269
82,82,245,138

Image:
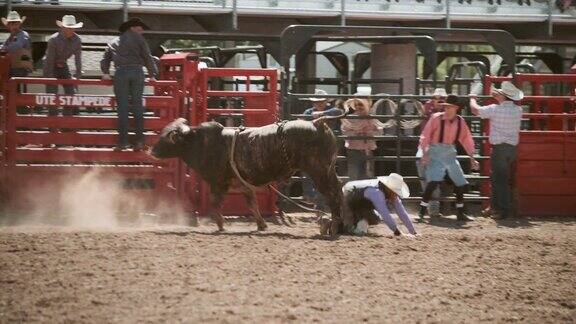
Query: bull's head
150,118,193,158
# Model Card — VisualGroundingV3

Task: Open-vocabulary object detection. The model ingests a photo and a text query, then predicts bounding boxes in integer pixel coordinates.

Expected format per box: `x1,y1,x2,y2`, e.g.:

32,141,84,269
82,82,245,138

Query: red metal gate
483,74,576,216
1,76,184,213
191,67,279,216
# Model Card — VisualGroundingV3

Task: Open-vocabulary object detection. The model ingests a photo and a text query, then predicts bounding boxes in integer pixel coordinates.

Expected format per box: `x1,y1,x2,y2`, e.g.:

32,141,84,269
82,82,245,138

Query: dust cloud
0,169,190,229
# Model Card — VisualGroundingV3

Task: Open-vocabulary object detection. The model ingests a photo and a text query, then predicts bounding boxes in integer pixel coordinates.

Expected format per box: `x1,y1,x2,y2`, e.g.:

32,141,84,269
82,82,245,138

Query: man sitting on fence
469,82,523,219
101,18,158,152
418,94,479,222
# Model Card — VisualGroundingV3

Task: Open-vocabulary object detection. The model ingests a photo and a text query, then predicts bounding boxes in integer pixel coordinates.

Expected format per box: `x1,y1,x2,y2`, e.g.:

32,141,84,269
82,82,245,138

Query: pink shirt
419,112,475,156
341,119,381,151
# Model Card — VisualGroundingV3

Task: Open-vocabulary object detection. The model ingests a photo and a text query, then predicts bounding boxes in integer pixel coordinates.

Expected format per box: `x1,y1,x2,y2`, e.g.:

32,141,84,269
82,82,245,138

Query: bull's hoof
329,220,341,240
257,223,268,231
216,226,225,232
318,218,331,236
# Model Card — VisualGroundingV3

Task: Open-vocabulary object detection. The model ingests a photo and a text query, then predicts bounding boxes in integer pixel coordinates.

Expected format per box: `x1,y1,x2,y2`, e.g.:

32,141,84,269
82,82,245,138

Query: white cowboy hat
493,81,524,101
56,15,84,29
377,173,410,199
2,11,26,25
308,89,329,102
432,88,448,97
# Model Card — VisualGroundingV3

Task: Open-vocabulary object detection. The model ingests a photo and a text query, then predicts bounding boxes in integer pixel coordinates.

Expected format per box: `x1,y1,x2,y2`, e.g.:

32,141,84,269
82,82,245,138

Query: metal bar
340,0,346,26
232,0,238,30
122,0,129,22
446,0,451,29
547,0,553,37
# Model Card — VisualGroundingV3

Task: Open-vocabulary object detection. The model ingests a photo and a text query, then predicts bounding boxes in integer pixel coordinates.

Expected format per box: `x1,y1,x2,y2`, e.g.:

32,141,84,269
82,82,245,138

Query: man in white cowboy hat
1,11,32,78
101,18,158,152
43,15,83,116
339,173,417,236
469,81,524,219
419,94,479,222
303,89,343,120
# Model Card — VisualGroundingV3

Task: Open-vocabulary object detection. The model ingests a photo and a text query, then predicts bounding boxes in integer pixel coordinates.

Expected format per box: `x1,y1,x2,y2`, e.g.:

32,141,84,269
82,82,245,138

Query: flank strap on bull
230,128,259,192
229,126,330,217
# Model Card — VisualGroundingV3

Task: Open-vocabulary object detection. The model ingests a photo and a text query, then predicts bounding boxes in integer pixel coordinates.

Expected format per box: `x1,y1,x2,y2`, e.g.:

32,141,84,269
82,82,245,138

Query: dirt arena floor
1,213,575,323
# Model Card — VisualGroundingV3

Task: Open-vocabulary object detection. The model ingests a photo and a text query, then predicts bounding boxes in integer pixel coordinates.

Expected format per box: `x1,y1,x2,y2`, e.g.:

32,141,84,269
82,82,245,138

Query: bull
150,117,344,236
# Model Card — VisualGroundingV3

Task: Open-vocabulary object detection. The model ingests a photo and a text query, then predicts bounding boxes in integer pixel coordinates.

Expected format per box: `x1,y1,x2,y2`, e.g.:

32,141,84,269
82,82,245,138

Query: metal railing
5,0,572,30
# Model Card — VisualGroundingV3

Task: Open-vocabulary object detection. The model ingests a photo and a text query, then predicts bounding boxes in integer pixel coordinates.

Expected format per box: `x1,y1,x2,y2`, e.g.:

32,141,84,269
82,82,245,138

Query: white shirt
477,101,523,145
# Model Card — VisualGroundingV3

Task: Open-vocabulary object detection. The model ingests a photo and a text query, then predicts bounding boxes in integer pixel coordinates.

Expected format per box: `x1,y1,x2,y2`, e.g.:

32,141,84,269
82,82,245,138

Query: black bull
150,117,344,236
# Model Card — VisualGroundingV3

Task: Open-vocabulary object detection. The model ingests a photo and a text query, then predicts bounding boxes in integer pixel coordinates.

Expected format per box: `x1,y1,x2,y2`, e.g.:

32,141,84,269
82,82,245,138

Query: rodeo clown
418,94,479,221
341,173,417,237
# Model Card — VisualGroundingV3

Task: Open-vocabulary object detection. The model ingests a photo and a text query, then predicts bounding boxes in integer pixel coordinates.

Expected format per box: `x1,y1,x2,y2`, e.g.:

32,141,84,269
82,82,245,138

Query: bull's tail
311,106,351,126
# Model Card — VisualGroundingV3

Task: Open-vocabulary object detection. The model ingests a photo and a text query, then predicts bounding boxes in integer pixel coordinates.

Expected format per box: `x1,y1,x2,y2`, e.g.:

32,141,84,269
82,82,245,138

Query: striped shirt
476,101,523,146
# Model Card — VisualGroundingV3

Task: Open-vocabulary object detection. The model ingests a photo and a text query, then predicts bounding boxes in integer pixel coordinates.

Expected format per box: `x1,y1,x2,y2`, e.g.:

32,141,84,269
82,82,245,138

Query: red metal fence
483,74,576,216
0,53,280,218
192,67,279,216
2,76,184,213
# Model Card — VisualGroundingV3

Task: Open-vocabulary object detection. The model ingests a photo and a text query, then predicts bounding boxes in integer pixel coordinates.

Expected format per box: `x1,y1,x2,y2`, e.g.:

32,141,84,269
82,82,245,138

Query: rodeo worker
341,173,417,236
469,82,524,219
101,18,158,152
418,94,479,222
44,15,83,117
1,11,33,78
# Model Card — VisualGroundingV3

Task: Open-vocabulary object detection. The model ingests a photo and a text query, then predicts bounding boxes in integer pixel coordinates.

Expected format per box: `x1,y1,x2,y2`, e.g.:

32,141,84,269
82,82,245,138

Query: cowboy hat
2,11,26,25
119,17,150,33
493,81,524,101
432,88,448,97
343,98,372,113
56,15,83,29
377,173,410,199
307,89,329,102
439,94,462,109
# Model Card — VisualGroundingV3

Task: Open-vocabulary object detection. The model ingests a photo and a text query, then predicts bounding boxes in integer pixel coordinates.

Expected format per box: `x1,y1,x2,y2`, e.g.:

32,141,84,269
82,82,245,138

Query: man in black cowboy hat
101,18,158,151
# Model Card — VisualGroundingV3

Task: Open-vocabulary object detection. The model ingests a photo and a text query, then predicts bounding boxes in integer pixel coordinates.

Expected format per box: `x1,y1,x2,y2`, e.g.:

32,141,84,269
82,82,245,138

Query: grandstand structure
3,0,576,44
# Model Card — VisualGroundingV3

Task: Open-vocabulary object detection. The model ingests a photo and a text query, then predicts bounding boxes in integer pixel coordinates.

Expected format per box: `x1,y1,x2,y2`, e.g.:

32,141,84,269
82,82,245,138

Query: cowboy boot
457,207,474,221
417,204,427,222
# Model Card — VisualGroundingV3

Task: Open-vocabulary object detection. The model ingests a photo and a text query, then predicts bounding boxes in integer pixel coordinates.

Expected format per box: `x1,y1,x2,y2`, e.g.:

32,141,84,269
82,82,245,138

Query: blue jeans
346,149,369,181
114,66,145,146
491,144,517,216
46,66,78,116
301,174,326,210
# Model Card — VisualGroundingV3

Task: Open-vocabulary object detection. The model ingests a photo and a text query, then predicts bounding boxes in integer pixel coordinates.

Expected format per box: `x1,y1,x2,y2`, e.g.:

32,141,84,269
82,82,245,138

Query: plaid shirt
477,101,523,145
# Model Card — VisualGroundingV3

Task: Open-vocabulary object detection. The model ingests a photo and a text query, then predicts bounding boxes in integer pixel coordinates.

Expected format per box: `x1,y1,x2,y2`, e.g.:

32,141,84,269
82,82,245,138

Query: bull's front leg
305,167,343,238
209,182,229,231
242,187,267,231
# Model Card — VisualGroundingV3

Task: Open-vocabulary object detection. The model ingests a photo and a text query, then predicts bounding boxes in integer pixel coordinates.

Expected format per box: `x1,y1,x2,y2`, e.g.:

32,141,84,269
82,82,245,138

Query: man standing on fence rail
418,94,479,222
469,82,524,220
1,11,32,79
101,18,158,152
43,15,83,117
